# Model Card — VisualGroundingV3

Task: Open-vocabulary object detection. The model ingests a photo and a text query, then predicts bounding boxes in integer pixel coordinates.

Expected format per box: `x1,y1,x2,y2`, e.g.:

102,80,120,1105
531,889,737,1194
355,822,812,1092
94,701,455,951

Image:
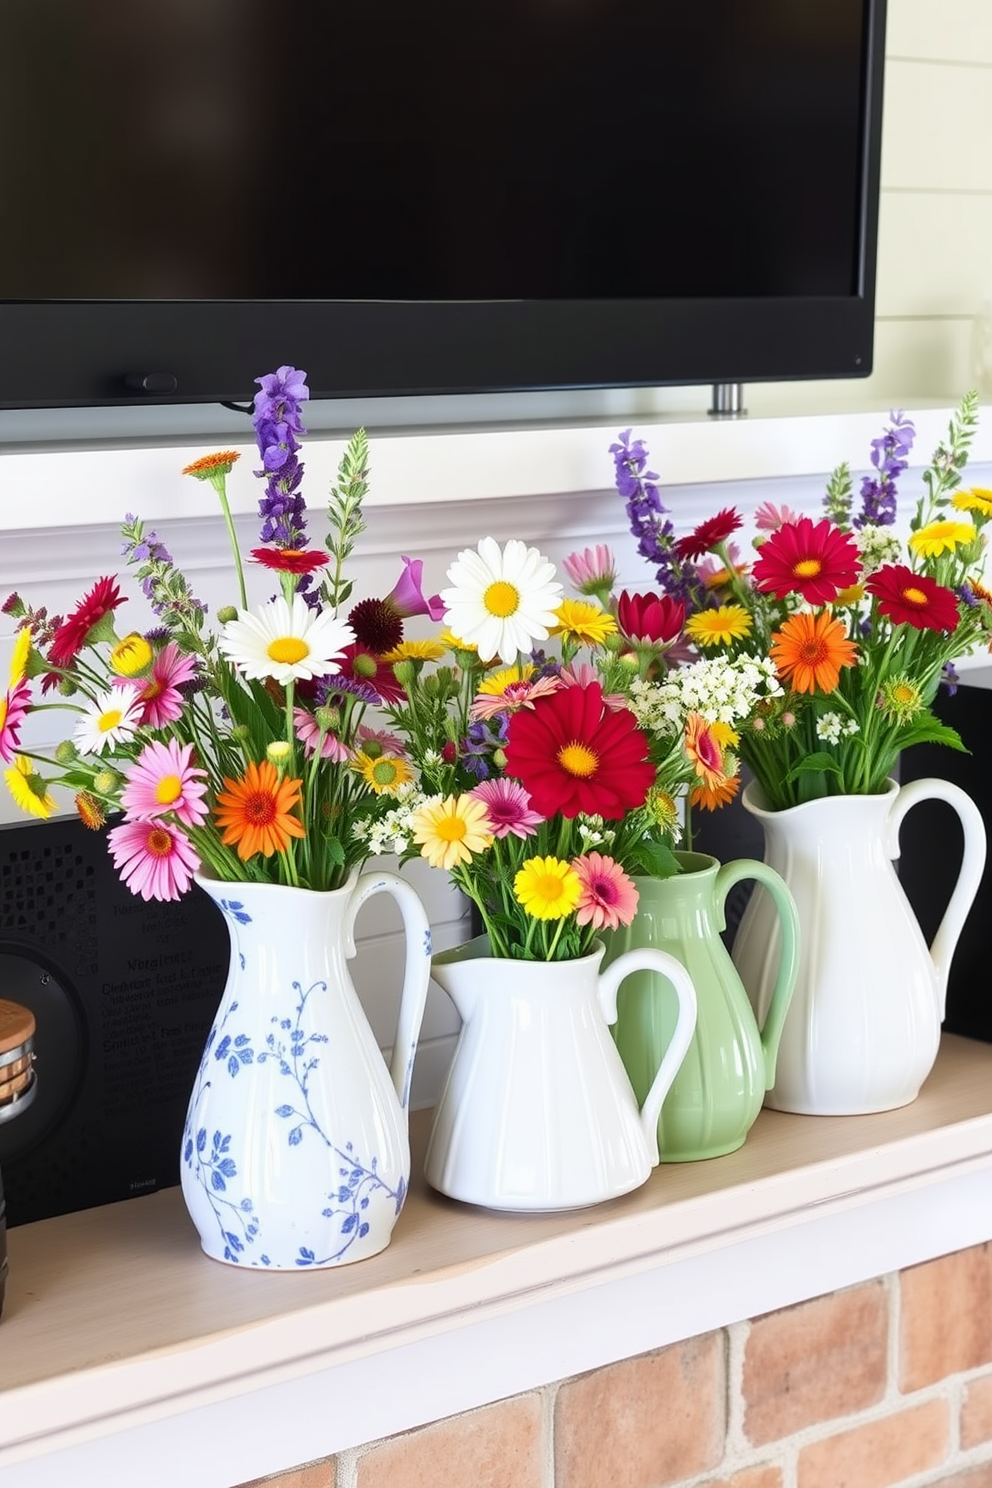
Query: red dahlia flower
48,576,126,669
674,508,742,561
866,564,960,633
504,681,655,819
616,590,685,645
752,518,860,604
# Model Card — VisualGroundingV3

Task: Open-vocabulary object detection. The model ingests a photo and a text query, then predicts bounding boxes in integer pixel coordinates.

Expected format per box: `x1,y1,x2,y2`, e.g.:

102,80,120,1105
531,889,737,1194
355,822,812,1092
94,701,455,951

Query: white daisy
218,594,355,685
74,684,143,755
440,537,563,665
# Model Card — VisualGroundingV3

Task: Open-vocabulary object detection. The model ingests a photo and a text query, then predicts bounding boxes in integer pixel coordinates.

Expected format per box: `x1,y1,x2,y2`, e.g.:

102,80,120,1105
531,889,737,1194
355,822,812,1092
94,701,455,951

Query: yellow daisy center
534,871,566,903
558,741,598,778
268,636,309,665
902,586,927,607
793,558,822,579
893,682,916,704
484,580,520,618
435,815,467,843
155,774,183,805
146,826,175,857
98,708,124,734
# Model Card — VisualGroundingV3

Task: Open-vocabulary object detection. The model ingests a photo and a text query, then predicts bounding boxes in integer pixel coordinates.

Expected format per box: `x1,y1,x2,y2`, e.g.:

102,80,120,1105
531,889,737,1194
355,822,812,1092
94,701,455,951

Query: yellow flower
833,582,865,607
110,632,153,677
551,598,617,646
380,639,447,663
5,755,56,819
353,751,413,795
908,520,976,558
951,488,992,518
709,720,739,749
478,663,535,695
412,794,494,870
8,627,30,687
513,855,582,921
685,604,753,648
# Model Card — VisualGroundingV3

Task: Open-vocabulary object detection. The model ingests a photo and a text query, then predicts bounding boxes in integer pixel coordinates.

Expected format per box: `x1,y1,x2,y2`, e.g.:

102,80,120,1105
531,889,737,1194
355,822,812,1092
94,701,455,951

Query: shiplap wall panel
875,191,992,318
886,0,992,64
881,59,992,193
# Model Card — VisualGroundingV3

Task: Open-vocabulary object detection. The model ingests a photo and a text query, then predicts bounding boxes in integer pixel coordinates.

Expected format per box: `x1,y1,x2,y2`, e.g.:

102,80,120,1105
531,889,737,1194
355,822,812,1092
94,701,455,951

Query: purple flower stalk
609,429,700,608
252,366,311,551
855,412,915,528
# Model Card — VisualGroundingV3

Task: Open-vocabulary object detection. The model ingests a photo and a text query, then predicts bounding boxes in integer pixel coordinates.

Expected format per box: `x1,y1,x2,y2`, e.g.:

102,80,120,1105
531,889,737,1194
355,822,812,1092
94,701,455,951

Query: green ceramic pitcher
603,851,799,1161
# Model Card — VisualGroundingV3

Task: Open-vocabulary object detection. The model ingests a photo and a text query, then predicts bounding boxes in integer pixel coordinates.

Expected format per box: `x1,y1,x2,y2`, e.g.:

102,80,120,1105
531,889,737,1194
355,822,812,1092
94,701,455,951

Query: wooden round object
0,999,36,1108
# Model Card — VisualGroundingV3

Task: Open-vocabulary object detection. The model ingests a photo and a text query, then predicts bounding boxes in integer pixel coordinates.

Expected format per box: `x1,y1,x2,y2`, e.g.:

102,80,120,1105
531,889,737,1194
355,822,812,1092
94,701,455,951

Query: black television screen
0,0,886,410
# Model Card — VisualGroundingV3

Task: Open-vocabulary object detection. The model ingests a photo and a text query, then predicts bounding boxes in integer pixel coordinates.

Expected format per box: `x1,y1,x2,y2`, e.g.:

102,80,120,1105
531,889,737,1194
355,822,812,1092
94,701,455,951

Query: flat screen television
0,0,886,411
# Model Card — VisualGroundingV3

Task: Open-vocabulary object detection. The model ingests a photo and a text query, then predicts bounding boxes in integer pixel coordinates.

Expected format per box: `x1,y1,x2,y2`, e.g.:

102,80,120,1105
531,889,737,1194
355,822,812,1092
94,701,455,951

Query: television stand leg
708,382,747,417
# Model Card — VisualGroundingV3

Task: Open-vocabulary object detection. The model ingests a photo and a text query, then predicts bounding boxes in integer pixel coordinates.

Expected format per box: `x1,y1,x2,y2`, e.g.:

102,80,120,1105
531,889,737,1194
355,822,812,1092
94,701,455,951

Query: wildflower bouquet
0,366,443,900
367,536,773,961
610,393,992,810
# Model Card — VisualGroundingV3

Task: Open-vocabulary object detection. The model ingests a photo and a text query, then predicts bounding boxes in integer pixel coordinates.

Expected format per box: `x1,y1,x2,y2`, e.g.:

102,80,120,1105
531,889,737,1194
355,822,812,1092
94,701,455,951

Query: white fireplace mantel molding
1,1035,990,1488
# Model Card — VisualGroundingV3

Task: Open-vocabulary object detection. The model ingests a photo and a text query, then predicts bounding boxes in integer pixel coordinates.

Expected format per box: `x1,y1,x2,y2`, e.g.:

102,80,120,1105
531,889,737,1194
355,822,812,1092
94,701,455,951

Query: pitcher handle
349,869,433,1113
597,948,697,1167
887,778,987,1019
714,858,800,1090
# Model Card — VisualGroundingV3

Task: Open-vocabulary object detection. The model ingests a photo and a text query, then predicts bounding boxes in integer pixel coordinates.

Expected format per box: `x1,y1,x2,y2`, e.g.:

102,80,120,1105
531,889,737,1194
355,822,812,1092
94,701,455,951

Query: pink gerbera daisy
469,778,545,838
558,663,627,711
572,852,640,931
114,641,198,727
0,680,30,764
119,739,209,826
356,724,407,757
294,707,350,761
470,674,563,721
107,818,200,902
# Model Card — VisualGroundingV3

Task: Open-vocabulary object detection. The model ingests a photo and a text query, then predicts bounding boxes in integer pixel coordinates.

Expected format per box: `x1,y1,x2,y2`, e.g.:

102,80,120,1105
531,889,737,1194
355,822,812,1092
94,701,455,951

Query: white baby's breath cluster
575,814,616,849
815,711,861,745
629,654,783,734
351,782,432,857
855,523,903,575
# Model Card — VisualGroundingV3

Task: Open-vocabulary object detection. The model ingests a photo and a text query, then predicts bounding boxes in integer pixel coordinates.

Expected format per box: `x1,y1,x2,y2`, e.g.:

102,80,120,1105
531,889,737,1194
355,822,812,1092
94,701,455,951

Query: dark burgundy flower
347,597,404,655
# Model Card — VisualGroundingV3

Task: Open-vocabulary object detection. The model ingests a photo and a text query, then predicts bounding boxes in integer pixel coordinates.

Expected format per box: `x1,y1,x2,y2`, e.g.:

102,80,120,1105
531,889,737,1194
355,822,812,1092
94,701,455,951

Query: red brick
237,1463,335,1488
356,1394,543,1488
797,1399,949,1488
899,1244,992,1391
962,1372,992,1448
742,1282,888,1444
555,1334,726,1488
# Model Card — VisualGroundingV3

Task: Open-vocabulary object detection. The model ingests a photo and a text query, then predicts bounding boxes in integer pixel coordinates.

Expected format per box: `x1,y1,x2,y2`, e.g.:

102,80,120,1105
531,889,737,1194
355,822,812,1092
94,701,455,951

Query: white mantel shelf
1,1034,991,1488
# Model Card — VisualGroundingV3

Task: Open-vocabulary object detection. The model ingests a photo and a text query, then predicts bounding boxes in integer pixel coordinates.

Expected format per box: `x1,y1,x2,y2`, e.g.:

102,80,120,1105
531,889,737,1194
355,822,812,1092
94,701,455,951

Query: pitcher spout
431,934,493,1021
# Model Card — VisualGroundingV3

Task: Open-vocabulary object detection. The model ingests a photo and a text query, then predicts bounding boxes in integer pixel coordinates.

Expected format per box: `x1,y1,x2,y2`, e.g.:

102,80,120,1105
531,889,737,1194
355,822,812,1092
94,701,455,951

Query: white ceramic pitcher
732,778,986,1114
425,936,698,1210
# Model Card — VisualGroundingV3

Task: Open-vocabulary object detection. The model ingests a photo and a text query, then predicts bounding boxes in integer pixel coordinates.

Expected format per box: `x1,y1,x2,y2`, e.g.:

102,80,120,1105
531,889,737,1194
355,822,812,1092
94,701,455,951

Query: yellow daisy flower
380,639,447,663
412,794,494,870
353,751,413,795
513,855,582,921
833,582,865,607
110,632,154,677
551,598,617,646
710,720,740,749
951,488,992,518
8,627,31,688
477,663,535,695
684,604,753,648
5,755,57,819
908,519,976,558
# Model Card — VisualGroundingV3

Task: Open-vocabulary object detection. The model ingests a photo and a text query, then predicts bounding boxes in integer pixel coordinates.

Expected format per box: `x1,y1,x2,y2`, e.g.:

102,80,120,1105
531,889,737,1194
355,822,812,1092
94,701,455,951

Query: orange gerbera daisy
690,772,741,812
213,759,307,859
181,450,242,480
684,712,725,790
770,611,858,695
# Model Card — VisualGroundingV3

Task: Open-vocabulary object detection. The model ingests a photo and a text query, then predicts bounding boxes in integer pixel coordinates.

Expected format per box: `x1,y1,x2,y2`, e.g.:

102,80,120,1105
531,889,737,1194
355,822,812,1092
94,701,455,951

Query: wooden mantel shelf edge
1,1034,991,1479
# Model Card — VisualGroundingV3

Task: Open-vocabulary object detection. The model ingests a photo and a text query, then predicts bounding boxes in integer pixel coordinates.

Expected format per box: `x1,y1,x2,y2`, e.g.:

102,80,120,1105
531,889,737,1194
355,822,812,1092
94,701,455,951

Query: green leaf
784,751,844,783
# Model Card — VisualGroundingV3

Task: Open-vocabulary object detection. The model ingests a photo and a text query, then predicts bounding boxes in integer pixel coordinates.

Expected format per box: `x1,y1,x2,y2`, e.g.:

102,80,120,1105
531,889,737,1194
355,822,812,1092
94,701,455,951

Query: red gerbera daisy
335,643,406,703
615,590,685,645
250,547,330,575
504,681,655,819
866,564,960,633
752,518,860,604
48,576,126,669
674,508,742,562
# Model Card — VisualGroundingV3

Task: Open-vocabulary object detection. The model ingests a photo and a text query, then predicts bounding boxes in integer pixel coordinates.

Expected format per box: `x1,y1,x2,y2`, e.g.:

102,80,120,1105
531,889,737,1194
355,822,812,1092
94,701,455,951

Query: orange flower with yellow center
770,611,858,695
213,759,307,860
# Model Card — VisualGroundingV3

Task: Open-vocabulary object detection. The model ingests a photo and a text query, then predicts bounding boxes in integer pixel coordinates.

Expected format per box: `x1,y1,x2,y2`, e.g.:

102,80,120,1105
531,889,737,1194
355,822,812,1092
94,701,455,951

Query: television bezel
0,0,886,413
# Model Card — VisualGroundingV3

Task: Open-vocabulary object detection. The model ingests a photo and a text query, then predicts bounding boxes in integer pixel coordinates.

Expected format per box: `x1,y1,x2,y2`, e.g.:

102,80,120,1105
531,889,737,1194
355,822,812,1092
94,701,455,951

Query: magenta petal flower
0,680,31,764
469,778,545,838
385,556,445,622
120,739,209,826
114,641,198,728
572,852,639,931
294,707,350,761
107,819,200,902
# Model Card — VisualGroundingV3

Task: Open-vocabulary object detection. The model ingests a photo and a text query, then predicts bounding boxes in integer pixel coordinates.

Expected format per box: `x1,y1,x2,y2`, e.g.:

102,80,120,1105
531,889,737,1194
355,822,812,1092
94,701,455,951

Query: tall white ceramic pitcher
425,936,698,1210
732,778,986,1114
